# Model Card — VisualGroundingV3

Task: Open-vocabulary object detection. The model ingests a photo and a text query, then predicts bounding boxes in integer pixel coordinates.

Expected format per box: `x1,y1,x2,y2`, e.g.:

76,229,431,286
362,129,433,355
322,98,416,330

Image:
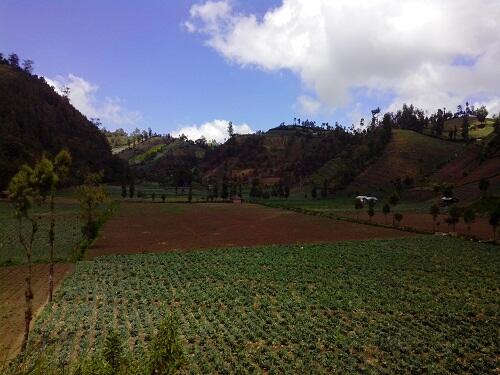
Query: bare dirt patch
0,264,74,361
89,202,415,258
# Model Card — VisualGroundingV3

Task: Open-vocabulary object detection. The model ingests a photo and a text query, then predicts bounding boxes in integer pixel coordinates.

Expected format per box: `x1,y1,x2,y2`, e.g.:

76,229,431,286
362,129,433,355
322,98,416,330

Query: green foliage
389,192,399,206
148,314,186,375
0,63,113,189
76,174,107,243
103,330,123,373
18,237,500,373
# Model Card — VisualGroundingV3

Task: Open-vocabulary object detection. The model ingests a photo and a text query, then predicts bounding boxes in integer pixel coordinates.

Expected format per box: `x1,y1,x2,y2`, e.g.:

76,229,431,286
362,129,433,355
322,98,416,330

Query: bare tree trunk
48,192,55,302
20,218,36,353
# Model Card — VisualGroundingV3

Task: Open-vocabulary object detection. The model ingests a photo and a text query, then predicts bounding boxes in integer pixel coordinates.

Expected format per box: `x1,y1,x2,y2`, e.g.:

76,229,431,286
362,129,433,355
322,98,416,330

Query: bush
148,314,186,375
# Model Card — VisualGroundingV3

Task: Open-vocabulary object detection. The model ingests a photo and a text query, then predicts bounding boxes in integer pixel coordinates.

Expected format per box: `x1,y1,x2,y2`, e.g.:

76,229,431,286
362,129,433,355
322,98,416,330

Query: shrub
148,314,186,375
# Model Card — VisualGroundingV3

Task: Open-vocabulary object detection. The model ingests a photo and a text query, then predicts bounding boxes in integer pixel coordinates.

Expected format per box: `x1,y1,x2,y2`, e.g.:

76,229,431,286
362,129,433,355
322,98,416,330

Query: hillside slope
0,63,114,188
344,130,465,195
433,133,500,201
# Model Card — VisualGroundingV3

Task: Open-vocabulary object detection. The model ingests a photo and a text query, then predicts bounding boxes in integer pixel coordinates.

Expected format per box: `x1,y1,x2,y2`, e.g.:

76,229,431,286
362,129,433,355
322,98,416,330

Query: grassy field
0,200,83,265
422,118,495,140
18,237,500,373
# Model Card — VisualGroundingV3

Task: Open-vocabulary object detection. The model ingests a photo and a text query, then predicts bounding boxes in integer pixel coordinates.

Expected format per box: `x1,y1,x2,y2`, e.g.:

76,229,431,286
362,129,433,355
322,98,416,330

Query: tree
8,164,43,352
311,185,317,199
461,114,470,141
221,177,229,199
476,105,488,125
161,193,166,203
227,121,234,138
382,203,391,224
188,185,193,202
121,181,127,198
152,192,156,201
8,53,19,67
479,178,490,198
367,201,375,222
489,207,500,240
76,173,107,244
22,59,34,74
430,204,440,232
47,150,71,302
389,192,399,207
448,206,461,232
321,179,328,198
284,185,290,200
394,213,403,227
129,175,135,198
463,208,476,236
355,199,363,220
389,192,399,225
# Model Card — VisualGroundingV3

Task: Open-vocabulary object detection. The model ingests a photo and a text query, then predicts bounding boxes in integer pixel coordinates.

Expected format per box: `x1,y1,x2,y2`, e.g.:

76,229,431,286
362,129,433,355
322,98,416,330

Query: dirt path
0,263,74,361
89,202,416,258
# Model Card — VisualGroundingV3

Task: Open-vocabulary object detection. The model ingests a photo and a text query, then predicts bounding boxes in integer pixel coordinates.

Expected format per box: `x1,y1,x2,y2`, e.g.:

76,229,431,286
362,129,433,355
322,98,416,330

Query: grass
18,237,500,373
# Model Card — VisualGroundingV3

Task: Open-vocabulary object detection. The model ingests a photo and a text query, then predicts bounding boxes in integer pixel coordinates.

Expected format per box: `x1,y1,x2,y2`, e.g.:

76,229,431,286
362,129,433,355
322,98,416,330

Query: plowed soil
0,264,74,361
89,202,415,258
341,211,495,240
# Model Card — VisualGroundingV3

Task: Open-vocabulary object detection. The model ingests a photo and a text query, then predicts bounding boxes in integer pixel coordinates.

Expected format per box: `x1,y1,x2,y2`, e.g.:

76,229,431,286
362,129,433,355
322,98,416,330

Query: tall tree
77,173,107,245
461,115,470,141
8,164,43,352
463,208,476,236
227,121,234,138
479,178,490,198
46,150,71,302
430,204,440,232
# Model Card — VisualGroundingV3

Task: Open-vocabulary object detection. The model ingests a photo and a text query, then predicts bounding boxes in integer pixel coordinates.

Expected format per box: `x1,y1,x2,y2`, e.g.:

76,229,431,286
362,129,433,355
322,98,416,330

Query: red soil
0,264,74,361
340,211,496,240
89,203,415,258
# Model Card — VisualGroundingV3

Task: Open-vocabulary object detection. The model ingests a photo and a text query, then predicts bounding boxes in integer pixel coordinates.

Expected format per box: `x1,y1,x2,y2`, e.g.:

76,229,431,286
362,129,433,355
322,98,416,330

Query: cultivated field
18,237,500,373
0,200,82,265
0,263,74,361
89,202,414,258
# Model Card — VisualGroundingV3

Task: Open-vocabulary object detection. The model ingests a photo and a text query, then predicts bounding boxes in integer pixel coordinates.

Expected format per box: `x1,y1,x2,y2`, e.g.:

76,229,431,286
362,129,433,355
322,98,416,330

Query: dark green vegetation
16,237,500,373
0,56,118,189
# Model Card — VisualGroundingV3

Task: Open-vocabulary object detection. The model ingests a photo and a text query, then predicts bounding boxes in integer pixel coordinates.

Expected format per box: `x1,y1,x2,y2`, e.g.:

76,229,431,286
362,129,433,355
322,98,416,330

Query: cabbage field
20,237,500,373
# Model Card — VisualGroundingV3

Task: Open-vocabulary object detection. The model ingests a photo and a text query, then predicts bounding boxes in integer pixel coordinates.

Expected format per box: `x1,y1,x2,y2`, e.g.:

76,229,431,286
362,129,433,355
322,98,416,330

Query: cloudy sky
1,0,499,142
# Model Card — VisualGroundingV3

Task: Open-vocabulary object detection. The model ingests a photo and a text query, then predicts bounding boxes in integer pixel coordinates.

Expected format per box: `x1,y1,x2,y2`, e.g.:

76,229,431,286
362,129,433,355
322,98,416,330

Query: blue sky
1,0,499,140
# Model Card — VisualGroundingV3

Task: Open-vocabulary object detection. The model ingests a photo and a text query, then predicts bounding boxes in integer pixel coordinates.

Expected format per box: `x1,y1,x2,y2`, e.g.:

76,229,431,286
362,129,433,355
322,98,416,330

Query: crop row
21,236,500,373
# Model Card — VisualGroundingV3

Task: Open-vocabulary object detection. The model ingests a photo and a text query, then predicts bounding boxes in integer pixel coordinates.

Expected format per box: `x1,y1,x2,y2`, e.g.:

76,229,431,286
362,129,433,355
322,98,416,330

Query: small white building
356,196,378,204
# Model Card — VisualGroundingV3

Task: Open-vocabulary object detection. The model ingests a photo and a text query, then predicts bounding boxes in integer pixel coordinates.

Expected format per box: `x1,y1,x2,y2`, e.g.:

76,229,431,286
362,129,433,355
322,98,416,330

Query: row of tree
7,151,107,352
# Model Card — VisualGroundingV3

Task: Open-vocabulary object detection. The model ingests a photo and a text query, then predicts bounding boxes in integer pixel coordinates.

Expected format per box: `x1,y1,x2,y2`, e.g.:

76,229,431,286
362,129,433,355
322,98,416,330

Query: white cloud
173,119,253,143
188,0,500,115
45,74,143,128
296,95,321,115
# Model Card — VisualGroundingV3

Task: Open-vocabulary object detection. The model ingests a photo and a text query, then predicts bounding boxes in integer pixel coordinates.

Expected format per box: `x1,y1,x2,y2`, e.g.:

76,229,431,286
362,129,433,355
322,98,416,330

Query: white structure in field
356,196,378,204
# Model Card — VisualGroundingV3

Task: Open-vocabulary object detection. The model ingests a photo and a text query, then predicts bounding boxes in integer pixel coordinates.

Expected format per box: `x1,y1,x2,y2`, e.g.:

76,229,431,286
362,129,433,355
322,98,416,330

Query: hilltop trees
476,106,488,125
382,203,391,224
463,208,476,236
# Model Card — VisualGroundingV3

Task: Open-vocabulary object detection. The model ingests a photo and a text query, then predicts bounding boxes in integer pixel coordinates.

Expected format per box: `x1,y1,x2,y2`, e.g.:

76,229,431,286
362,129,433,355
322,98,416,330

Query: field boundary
253,200,500,245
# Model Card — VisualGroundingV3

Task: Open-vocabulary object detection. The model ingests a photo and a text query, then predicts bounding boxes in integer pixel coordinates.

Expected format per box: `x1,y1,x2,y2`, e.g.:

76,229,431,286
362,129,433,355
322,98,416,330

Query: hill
433,131,500,201
0,62,115,189
343,130,465,195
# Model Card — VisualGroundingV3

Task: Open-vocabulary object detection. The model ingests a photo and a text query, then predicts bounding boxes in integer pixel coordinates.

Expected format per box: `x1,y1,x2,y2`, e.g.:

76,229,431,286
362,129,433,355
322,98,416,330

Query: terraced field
18,237,500,373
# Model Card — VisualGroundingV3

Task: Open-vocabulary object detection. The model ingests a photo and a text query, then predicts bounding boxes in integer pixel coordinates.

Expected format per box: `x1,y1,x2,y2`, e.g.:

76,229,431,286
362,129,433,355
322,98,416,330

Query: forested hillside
0,55,116,189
